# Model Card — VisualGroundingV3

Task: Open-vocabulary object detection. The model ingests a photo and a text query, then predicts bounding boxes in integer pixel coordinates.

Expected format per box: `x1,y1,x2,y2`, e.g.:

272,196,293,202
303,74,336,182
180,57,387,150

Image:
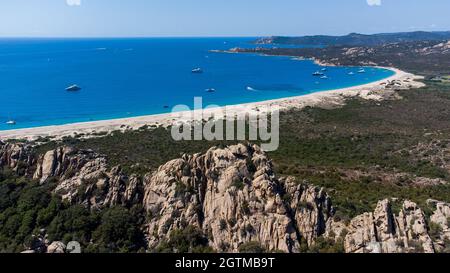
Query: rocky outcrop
3,140,450,253
430,201,450,238
46,241,66,254
22,230,66,253
142,144,335,253
283,177,334,245
397,201,435,253
33,146,143,208
22,230,49,254
428,200,450,251
33,146,103,184
0,141,34,173
62,165,143,209
329,199,435,253
142,144,443,253
143,144,294,252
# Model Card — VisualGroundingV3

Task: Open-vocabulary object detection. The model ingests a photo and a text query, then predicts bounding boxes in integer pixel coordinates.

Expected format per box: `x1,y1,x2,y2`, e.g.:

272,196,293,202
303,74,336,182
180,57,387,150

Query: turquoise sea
0,38,394,131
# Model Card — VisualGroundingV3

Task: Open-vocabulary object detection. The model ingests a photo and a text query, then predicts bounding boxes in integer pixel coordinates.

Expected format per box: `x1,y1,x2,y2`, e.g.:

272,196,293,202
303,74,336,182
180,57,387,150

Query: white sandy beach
0,67,424,141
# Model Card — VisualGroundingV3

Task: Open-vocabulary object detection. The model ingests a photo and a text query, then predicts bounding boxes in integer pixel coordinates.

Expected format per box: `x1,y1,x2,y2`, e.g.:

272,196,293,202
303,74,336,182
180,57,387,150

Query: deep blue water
0,38,394,131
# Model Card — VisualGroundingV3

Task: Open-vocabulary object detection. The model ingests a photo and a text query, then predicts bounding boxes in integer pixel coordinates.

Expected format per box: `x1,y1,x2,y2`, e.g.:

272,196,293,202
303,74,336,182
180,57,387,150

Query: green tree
91,206,145,253
238,242,266,253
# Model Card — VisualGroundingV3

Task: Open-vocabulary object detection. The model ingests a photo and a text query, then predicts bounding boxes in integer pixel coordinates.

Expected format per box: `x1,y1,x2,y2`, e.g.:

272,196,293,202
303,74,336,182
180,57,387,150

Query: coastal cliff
2,140,449,253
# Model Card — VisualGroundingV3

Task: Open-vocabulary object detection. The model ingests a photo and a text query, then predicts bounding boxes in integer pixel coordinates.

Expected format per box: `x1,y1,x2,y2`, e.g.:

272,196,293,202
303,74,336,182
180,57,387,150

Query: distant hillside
256,31,450,46
234,40,450,76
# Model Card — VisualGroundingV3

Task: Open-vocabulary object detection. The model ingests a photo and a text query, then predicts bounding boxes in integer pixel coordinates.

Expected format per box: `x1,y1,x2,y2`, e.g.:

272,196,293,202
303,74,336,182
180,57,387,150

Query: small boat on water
192,68,203,74
313,71,325,76
66,84,81,91
320,75,329,79
358,68,366,73
321,68,327,71
205,88,216,93
348,72,355,75
6,120,16,125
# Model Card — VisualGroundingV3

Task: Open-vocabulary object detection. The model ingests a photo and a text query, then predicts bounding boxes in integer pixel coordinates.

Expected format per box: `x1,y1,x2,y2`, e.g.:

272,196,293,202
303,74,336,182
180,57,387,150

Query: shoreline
0,67,424,141
211,49,367,67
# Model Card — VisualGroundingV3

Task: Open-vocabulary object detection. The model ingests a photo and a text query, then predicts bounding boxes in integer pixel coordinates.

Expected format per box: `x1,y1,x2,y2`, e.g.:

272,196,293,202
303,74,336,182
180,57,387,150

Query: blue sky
0,0,449,37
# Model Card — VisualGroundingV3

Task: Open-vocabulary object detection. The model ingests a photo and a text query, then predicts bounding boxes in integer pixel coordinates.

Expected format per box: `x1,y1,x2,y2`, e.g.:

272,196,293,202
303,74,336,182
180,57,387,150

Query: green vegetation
304,170,450,219
256,32,450,47
238,242,266,253
270,81,450,218
155,226,214,253
429,222,443,241
4,79,450,252
306,236,345,253
241,39,450,76
175,181,195,197
231,178,245,190
29,81,450,222
0,168,146,253
35,127,238,175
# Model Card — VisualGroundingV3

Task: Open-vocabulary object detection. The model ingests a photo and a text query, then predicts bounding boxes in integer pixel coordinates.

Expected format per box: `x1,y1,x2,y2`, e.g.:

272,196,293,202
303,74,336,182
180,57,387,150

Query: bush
407,240,425,253
47,205,98,245
307,236,345,253
156,226,213,253
238,242,265,253
429,222,443,241
231,179,245,190
91,206,145,253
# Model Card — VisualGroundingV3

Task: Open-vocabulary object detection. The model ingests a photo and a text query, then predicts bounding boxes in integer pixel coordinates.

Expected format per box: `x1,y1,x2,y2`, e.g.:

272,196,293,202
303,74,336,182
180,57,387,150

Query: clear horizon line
0,35,263,39
0,29,448,39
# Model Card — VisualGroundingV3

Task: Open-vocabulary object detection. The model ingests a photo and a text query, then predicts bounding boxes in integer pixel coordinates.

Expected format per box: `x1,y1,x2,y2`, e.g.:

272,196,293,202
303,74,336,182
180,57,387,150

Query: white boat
358,68,366,73
205,88,216,93
6,120,16,125
191,68,203,74
66,84,81,91
313,71,325,76
348,72,355,75
320,75,329,79
321,68,327,71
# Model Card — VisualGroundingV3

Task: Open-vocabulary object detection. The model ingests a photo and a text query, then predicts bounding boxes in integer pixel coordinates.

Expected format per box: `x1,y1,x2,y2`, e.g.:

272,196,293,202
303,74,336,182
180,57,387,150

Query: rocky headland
2,141,449,253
